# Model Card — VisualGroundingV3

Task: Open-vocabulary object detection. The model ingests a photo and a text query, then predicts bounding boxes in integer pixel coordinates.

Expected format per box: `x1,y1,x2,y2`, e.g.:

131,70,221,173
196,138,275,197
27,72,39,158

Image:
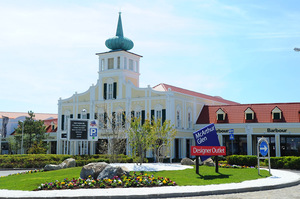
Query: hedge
268,156,300,169
0,154,133,168
226,155,257,166
226,155,300,170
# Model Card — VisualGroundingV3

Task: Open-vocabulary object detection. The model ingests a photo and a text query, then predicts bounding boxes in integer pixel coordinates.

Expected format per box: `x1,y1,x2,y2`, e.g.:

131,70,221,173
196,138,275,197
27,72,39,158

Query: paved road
168,184,300,199
168,170,300,199
0,169,30,177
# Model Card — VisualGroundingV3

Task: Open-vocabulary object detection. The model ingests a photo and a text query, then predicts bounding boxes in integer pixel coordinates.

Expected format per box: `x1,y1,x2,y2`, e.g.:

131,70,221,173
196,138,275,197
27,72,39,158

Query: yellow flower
163,180,167,184
61,182,66,185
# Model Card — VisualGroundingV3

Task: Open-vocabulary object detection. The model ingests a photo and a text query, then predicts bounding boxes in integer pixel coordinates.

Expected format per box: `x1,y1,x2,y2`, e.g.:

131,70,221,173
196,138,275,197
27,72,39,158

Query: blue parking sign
90,128,97,137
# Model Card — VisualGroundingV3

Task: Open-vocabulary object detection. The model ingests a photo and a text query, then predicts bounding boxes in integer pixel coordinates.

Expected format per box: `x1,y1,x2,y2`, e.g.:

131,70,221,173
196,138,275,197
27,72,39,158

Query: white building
56,13,238,160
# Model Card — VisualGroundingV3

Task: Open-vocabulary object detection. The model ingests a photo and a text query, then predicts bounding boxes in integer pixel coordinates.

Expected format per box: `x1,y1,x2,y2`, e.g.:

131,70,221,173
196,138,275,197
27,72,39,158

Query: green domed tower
105,12,134,51
96,13,142,92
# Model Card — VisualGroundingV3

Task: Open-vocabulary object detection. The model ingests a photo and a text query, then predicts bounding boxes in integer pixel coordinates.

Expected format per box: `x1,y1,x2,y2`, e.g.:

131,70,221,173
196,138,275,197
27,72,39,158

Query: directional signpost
260,141,268,156
257,137,271,175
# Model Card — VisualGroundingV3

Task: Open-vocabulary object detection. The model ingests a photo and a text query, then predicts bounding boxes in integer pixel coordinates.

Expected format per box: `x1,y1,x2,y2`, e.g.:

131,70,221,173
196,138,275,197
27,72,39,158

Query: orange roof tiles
197,103,300,124
153,83,239,105
0,112,57,120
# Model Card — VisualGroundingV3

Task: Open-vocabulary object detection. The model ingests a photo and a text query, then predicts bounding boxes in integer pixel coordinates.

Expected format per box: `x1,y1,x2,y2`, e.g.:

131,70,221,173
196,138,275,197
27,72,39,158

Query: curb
1,170,299,199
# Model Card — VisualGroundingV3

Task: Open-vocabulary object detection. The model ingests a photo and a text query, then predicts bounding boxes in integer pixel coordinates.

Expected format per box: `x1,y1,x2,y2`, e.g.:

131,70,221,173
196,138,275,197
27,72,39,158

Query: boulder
61,158,76,168
44,164,63,171
181,157,195,165
44,158,76,171
203,158,215,167
97,165,129,180
80,162,108,179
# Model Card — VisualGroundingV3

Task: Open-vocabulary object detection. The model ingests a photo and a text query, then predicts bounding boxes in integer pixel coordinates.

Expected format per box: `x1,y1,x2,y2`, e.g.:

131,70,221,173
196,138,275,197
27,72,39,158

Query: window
176,110,181,128
216,108,225,121
103,82,117,100
117,57,120,69
108,83,113,99
82,109,87,119
156,110,162,120
188,112,192,129
101,59,105,71
272,107,282,120
273,113,280,120
245,107,254,121
98,113,107,129
217,114,224,121
124,57,127,69
129,59,133,70
108,58,114,69
246,113,253,120
135,61,139,72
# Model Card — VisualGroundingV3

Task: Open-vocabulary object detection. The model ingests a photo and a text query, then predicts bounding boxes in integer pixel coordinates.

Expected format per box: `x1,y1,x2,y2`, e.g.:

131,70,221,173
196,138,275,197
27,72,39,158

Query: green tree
127,117,152,165
13,111,48,154
127,117,177,164
151,118,176,162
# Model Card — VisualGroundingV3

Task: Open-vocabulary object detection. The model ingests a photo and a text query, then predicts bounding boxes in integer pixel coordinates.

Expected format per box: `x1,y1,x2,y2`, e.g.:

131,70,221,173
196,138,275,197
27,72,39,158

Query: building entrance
223,135,247,155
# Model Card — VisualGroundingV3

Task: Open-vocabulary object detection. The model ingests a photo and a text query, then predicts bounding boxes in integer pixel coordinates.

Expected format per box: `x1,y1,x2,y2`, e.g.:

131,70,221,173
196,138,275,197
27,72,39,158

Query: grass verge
0,166,270,191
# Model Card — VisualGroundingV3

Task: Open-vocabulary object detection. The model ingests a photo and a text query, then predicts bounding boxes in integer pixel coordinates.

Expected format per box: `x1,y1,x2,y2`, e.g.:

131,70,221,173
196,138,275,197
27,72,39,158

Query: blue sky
0,0,299,114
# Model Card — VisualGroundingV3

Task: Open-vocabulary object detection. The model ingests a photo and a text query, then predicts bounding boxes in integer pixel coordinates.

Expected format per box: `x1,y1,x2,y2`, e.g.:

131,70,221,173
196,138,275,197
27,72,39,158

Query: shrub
226,155,257,166
0,154,134,168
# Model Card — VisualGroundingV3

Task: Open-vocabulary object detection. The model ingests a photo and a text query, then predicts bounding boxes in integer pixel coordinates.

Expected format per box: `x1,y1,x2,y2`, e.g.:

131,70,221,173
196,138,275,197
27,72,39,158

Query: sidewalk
0,169,299,199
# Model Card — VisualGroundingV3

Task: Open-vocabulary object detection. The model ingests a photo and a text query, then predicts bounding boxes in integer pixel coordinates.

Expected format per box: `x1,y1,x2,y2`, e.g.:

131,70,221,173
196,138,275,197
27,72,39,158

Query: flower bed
218,163,256,169
36,172,176,190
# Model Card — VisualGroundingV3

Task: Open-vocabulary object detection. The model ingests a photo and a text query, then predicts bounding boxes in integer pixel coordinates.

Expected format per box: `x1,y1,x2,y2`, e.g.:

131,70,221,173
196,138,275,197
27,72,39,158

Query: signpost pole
215,156,219,173
196,156,199,174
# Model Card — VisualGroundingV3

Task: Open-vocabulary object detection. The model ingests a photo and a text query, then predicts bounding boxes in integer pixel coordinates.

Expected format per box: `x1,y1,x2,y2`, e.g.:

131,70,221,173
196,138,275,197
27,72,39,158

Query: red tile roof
0,112,57,120
44,118,58,133
197,103,300,124
153,83,239,105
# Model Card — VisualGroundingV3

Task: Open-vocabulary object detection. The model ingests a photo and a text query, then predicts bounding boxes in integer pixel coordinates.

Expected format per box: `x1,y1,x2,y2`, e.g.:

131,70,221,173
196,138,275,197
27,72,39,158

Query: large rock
44,158,76,171
97,165,129,180
80,162,108,179
203,158,215,167
61,158,76,168
44,164,63,171
181,157,195,165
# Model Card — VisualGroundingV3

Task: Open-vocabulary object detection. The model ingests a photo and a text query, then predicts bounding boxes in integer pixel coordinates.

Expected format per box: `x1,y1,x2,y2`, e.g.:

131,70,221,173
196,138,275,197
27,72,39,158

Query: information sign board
191,146,226,156
69,120,88,140
193,123,220,161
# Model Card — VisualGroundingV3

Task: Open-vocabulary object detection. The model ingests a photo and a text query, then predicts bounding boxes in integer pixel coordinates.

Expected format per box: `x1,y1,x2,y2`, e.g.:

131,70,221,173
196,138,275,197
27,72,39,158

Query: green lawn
0,166,270,191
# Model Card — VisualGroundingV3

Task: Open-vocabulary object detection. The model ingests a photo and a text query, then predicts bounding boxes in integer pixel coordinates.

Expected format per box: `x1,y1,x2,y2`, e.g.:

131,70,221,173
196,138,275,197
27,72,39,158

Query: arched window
176,106,181,128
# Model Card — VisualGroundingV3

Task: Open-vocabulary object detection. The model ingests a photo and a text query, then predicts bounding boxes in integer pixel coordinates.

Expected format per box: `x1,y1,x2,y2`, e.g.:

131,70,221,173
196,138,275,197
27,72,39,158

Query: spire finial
116,12,123,37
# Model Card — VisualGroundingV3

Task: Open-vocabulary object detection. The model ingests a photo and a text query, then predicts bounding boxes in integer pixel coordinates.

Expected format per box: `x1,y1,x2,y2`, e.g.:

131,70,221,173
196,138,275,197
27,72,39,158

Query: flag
2,116,9,138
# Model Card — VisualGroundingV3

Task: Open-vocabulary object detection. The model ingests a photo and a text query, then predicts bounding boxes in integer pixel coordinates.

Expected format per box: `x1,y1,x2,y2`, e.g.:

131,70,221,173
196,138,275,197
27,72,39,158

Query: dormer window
272,107,282,120
245,107,254,121
216,108,226,121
